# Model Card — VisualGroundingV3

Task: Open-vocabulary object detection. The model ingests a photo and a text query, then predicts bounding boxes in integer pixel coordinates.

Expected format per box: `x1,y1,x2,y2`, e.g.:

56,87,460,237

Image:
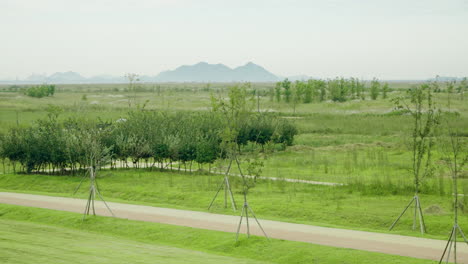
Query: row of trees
271,77,468,108
272,78,390,104
24,84,56,98
0,109,297,174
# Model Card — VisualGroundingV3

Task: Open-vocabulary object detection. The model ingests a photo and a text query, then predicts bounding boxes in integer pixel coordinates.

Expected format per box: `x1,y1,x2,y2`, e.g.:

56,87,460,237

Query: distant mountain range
1,62,285,84
156,62,279,82
428,76,467,82
3,63,455,85
16,71,126,84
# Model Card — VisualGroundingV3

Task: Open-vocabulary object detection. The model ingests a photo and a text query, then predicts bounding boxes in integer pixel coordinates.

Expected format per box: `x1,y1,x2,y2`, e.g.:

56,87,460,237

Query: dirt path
1,192,464,262
106,163,343,186
3,162,342,186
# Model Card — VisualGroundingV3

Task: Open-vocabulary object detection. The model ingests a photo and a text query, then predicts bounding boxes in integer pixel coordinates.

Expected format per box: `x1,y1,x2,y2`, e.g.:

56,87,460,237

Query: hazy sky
1,0,468,80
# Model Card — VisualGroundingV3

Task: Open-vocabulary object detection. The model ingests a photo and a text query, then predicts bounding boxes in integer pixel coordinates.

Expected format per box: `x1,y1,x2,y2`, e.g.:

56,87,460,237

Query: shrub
24,84,55,98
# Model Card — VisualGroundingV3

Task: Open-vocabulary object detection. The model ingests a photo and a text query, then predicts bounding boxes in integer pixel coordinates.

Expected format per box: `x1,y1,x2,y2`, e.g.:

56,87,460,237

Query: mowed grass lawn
0,204,436,264
0,220,265,264
0,169,466,240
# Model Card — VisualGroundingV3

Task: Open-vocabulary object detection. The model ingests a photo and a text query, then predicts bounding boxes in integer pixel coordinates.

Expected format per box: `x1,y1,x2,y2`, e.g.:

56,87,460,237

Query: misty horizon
1,0,468,80
2,61,466,84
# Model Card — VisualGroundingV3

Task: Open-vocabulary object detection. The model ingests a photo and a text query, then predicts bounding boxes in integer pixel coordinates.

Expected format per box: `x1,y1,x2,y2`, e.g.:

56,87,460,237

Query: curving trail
1,192,465,262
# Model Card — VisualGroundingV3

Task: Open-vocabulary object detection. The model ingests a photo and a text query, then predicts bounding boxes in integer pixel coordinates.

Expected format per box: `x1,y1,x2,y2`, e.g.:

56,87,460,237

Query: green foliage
393,83,440,193
273,119,298,146
370,78,380,100
317,79,327,102
274,82,281,102
328,78,348,102
382,83,389,99
303,81,313,103
24,84,55,98
281,78,291,103
275,77,375,103
0,107,297,173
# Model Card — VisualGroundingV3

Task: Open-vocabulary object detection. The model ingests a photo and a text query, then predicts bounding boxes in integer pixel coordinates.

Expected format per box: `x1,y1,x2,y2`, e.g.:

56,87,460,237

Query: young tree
282,78,291,103
234,152,269,241
329,78,347,102
209,85,269,241
303,81,313,103
125,73,139,108
72,125,115,220
438,110,468,263
274,82,282,102
389,83,440,234
318,80,327,102
457,77,467,101
356,79,365,100
350,77,357,99
382,83,389,99
208,85,254,211
444,80,455,111
291,85,301,114
370,78,380,100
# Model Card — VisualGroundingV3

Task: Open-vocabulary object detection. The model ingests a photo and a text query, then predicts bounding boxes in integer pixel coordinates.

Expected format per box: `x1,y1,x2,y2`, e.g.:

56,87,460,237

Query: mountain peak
48,71,86,83
155,62,279,82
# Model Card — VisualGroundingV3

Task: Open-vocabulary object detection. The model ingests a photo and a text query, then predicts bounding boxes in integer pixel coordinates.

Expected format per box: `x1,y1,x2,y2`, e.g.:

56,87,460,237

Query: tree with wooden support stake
72,128,115,220
208,85,269,241
207,85,253,211
234,154,268,241
208,159,237,211
438,91,468,264
74,166,115,220
389,83,440,234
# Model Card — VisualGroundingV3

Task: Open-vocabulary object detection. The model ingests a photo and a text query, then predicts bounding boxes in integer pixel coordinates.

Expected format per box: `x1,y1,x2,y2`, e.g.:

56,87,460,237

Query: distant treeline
272,78,388,103
0,111,297,174
271,77,468,103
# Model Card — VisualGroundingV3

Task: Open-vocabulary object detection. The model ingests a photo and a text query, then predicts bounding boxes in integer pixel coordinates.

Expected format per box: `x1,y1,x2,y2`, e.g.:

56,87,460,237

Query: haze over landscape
1,0,468,81
2,1,468,264
4,62,282,84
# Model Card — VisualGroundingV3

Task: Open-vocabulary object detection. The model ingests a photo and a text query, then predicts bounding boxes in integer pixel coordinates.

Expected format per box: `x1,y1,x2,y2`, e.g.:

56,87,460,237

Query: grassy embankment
1,169,466,241
0,204,436,264
0,83,466,240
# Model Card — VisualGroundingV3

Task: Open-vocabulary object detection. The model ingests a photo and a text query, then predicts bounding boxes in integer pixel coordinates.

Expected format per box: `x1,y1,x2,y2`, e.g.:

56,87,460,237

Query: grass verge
0,170,464,240
0,204,436,264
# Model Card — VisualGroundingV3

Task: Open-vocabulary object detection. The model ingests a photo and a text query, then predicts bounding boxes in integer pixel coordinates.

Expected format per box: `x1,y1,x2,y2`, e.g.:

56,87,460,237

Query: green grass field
0,169,465,240
0,82,466,263
0,204,436,264
1,219,267,264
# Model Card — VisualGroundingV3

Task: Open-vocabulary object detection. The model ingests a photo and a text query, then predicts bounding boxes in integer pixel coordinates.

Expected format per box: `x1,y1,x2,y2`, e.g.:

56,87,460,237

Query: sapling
457,77,467,101
291,85,300,114
282,78,291,103
125,73,139,108
370,78,380,100
209,85,269,241
73,128,114,220
437,97,468,264
234,153,268,241
208,85,254,211
274,82,281,102
382,83,389,99
389,83,440,234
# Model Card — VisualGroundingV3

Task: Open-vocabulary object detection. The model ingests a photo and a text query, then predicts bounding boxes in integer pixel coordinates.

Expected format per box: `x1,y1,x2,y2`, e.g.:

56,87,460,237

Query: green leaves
24,84,55,98
0,107,297,173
